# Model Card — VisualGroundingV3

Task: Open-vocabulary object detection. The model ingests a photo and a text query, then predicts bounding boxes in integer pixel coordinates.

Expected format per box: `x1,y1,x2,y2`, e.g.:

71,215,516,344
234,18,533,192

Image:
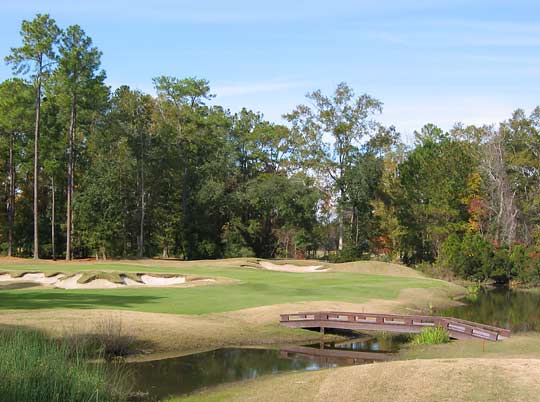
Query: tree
397,127,477,263
0,79,33,256
55,24,106,259
285,82,382,251
107,86,154,256
152,76,214,257
5,14,60,258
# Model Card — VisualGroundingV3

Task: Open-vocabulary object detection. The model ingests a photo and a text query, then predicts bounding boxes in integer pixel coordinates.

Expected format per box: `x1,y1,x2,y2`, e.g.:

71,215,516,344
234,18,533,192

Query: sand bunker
258,261,327,273
139,274,186,286
0,272,189,289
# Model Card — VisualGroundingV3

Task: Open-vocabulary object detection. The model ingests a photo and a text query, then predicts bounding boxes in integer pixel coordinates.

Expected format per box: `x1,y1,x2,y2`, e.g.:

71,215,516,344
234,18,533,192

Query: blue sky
1,0,540,141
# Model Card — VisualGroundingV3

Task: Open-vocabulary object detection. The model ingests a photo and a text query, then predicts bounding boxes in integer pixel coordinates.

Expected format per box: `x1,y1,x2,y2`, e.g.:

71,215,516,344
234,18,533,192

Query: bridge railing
279,311,510,341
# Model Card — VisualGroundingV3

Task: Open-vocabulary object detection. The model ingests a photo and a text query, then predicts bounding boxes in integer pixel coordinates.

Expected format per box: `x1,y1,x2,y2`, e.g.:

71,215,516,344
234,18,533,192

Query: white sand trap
258,261,327,273
0,274,14,281
0,272,66,284
140,274,186,286
121,274,142,286
0,272,188,289
55,274,120,289
22,273,65,284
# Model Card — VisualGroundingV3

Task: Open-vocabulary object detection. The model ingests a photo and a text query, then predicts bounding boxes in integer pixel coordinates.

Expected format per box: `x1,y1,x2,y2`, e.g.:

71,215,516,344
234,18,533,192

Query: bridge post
320,326,325,335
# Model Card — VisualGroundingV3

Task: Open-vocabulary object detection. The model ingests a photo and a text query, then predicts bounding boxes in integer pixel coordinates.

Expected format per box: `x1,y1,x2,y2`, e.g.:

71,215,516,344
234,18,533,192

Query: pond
440,287,540,332
127,287,540,400
127,332,410,400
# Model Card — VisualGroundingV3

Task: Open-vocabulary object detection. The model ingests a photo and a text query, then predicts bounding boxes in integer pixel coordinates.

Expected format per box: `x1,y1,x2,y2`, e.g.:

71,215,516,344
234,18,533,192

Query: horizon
2,0,540,141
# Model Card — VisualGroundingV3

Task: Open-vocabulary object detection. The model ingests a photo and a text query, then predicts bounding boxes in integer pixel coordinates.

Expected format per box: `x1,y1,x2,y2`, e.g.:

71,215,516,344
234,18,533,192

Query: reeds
0,327,129,402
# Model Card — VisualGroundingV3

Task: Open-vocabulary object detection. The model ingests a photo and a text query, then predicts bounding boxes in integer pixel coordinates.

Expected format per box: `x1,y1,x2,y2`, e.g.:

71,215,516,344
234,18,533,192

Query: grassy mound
168,358,540,402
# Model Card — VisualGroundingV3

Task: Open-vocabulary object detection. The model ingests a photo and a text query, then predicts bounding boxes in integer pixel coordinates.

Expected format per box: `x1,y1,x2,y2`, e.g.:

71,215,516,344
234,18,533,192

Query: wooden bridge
280,311,511,341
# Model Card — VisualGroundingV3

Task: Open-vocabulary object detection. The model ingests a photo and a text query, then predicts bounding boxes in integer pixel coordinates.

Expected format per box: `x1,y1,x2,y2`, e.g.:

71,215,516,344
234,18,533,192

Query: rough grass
402,332,540,360
0,327,129,402
167,358,540,402
78,271,128,284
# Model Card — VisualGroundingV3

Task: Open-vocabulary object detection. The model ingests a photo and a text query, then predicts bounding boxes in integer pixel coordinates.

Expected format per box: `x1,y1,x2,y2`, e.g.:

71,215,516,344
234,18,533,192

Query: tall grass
66,317,140,361
0,327,129,402
411,326,451,345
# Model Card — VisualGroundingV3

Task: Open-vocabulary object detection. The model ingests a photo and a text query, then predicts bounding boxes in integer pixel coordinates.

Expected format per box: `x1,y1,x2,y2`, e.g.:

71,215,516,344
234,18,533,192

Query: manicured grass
0,262,454,315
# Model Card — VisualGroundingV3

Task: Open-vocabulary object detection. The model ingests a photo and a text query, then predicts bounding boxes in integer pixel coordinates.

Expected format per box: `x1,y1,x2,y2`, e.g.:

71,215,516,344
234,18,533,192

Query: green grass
411,326,450,345
0,327,128,402
0,262,455,315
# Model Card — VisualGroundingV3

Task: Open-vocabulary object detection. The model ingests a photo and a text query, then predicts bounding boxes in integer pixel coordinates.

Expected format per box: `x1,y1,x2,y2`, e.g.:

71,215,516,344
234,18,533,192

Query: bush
414,261,455,281
411,326,450,345
439,233,495,281
66,317,140,361
0,327,129,402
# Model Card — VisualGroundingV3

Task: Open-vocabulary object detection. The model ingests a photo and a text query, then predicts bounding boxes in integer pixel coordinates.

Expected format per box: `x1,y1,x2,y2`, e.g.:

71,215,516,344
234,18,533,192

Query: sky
1,0,540,141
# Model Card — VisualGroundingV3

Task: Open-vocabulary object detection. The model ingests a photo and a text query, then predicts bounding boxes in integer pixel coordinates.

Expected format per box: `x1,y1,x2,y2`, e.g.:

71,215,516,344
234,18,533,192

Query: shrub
464,284,481,302
411,326,450,345
439,233,495,281
65,317,141,361
0,327,129,402
414,261,455,281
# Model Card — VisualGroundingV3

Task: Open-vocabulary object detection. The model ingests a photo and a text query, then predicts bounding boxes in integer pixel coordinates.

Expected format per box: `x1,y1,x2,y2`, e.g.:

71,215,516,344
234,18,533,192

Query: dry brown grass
0,295,433,360
172,358,540,402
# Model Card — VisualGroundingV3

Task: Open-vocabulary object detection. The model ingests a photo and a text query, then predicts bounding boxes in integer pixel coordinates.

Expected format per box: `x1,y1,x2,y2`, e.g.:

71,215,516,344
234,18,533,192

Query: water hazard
440,287,540,332
128,288,540,400
128,332,410,400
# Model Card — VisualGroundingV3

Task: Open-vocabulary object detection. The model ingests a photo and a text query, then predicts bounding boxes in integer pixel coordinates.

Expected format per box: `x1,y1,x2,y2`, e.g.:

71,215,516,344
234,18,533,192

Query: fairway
0,262,452,315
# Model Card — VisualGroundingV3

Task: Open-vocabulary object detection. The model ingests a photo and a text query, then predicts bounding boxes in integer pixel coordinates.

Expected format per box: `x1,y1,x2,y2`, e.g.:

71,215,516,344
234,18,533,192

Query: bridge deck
280,311,511,341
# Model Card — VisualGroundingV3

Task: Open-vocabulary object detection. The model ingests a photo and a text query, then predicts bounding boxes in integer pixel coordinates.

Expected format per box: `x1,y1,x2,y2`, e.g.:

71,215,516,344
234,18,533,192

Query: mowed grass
0,262,455,315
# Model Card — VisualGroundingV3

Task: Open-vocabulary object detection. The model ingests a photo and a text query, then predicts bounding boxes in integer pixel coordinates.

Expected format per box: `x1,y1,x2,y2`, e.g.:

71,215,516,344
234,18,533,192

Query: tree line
2,15,540,285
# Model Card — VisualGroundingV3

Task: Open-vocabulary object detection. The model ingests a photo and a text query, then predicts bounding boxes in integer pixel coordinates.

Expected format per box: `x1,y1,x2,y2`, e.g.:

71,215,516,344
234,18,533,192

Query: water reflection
312,332,410,353
440,287,540,332
128,332,408,400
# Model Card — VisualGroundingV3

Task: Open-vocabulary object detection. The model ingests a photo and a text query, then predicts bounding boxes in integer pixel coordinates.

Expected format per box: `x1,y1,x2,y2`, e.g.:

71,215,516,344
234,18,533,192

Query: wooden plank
279,311,510,341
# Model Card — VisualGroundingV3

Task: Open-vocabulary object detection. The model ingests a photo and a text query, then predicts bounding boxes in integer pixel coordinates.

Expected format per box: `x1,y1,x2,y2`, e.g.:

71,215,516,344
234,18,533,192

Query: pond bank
127,331,410,400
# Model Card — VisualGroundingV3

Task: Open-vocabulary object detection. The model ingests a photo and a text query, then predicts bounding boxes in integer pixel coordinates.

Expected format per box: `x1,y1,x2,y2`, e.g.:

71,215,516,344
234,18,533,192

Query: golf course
3,256,540,401
0,258,462,356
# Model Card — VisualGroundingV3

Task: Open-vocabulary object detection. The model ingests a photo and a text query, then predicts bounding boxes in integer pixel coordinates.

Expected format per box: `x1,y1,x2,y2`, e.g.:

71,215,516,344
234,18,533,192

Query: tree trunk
338,188,344,251
66,96,77,260
51,176,56,260
33,57,43,259
138,129,145,258
7,131,15,257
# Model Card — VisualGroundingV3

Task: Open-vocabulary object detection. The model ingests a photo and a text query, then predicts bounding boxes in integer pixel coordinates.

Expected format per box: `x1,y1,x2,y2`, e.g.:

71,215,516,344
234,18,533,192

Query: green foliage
465,284,481,302
3,13,540,286
5,14,60,76
411,326,450,345
440,233,495,281
0,327,128,402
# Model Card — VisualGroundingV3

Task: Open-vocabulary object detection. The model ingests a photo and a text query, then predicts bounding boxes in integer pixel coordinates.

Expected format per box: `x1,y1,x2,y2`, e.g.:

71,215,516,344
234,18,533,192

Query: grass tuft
411,326,450,345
